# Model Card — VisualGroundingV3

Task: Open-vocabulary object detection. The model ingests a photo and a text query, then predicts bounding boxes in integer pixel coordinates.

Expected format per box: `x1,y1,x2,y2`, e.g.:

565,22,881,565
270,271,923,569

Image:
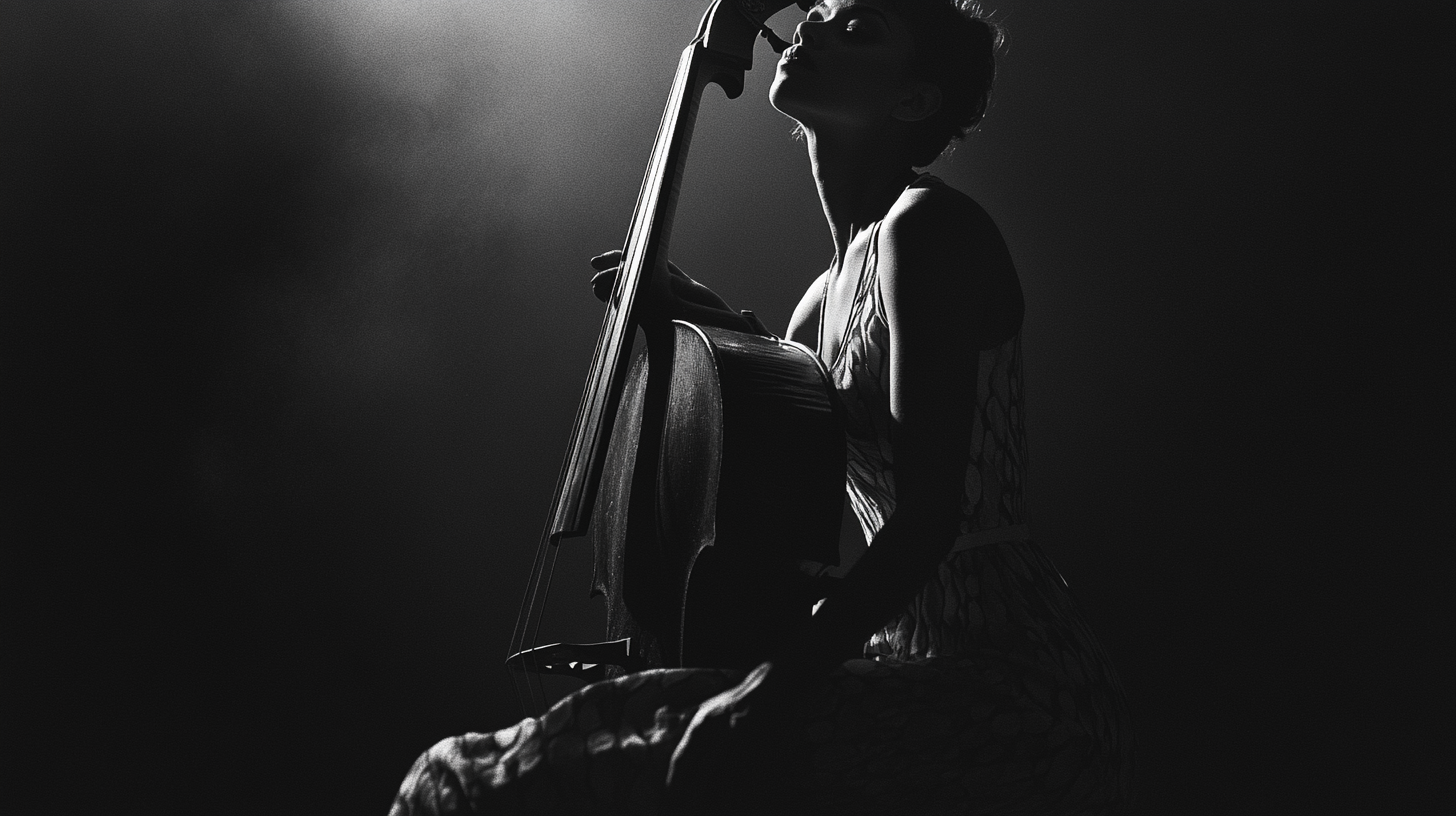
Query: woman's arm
780,187,1023,675
589,251,771,336
665,190,1022,806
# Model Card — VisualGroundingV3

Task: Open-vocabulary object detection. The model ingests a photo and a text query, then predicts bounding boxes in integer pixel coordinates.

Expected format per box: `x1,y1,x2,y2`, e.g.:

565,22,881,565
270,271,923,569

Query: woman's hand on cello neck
589,250,775,337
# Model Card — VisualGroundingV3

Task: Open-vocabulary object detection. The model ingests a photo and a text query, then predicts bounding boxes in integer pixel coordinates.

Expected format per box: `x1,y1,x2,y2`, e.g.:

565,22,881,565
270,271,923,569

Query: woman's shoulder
879,177,1022,348
884,175,1005,254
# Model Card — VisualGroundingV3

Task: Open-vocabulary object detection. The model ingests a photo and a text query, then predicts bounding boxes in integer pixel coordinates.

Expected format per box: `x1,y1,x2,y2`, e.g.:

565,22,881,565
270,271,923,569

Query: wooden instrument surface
591,322,843,674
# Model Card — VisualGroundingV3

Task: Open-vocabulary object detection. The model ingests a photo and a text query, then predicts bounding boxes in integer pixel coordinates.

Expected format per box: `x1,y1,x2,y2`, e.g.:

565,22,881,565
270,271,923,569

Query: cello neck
547,0,770,540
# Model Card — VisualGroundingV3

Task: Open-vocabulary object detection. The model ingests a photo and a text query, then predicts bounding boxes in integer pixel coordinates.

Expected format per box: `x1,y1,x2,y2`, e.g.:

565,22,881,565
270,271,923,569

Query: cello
505,0,844,714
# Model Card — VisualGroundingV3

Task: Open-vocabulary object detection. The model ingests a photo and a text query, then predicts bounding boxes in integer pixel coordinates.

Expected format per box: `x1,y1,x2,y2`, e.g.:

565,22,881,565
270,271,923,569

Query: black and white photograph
3,1,1450,813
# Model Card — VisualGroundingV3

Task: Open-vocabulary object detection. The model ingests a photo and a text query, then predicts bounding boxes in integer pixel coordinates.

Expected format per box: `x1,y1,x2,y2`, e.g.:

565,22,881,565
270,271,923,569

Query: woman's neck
804,127,919,268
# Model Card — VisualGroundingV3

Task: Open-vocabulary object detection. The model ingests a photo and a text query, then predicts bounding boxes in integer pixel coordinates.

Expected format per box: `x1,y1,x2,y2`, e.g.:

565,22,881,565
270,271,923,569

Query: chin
768,76,811,122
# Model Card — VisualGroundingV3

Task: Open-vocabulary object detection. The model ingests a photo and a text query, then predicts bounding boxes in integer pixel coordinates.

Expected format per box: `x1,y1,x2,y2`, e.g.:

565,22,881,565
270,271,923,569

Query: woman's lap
391,648,1128,815
390,667,742,815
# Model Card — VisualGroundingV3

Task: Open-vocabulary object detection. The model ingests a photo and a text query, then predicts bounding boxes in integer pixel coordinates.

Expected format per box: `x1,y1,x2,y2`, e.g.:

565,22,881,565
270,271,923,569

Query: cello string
505,36,701,716
508,270,623,715
542,38,689,673
550,44,688,679
509,528,552,713
525,534,565,713
512,271,621,715
508,294,621,715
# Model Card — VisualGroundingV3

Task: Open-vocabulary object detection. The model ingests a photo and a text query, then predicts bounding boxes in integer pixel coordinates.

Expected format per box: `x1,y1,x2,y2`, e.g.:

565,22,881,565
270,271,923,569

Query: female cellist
393,1,1132,812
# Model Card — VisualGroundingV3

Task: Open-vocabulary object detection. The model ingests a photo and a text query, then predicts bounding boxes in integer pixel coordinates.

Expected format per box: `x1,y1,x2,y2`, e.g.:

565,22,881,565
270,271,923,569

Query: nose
793,19,820,46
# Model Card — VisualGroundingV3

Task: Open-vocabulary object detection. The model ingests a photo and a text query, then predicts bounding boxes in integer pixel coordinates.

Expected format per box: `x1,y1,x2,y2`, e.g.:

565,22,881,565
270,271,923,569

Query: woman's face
769,0,921,133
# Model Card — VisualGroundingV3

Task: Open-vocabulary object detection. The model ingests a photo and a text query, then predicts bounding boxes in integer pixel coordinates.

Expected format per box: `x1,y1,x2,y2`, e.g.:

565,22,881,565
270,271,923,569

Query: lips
779,45,809,68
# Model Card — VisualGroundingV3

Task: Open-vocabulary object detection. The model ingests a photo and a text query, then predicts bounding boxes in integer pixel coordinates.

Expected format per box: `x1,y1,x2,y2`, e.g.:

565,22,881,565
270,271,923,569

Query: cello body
591,323,844,672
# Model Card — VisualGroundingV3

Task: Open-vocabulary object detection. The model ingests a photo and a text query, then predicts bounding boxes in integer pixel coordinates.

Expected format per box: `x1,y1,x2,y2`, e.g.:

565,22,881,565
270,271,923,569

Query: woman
393,1,1132,813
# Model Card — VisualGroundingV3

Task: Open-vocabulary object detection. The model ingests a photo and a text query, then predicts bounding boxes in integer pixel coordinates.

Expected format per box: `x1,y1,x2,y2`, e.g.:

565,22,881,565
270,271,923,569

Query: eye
842,16,880,39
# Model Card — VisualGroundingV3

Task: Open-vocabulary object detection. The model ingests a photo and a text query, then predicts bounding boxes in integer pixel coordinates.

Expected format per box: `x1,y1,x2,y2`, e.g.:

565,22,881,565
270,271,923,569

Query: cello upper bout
592,322,846,673
661,322,845,669
664,323,843,566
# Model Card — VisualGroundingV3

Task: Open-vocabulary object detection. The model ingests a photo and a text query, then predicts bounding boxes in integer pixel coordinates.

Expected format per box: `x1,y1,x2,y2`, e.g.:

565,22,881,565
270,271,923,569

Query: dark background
3,1,1450,813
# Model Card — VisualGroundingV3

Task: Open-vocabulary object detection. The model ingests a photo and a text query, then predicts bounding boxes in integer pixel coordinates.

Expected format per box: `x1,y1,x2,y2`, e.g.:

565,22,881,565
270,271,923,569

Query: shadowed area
1,1,1451,813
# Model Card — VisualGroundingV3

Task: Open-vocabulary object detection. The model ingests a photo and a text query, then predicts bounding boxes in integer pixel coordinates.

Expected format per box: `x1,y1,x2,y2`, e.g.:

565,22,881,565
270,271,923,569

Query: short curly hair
893,0,1003,167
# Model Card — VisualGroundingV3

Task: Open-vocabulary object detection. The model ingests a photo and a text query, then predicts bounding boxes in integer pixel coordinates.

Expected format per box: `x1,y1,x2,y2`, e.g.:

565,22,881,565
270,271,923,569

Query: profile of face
769,0,941,136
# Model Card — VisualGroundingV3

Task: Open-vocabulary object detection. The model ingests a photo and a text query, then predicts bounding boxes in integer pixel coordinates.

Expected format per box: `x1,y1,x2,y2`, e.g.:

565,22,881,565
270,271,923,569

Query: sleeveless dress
390,180,1133,815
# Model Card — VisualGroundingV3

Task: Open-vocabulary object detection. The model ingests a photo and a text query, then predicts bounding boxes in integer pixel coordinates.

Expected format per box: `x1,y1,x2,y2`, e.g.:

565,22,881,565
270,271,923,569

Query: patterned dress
390,179,1133,815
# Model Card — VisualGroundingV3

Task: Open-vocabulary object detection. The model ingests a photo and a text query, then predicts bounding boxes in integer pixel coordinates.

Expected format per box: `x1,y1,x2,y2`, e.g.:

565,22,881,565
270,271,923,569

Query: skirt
390,542,1133,815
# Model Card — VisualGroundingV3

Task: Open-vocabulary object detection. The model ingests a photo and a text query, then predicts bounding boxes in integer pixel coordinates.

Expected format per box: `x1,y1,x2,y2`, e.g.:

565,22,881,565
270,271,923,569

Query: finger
590,250,622,271
591,269,616,302
668,275,722,310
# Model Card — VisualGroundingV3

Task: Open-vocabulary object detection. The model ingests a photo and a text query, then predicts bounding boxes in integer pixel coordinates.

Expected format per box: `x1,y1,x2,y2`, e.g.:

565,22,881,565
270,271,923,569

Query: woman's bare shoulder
880,180,1022,349
884,179,1007,260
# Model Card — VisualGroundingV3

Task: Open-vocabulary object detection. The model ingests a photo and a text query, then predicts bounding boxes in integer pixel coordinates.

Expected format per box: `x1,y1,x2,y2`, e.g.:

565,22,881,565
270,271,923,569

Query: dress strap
822,220,883,372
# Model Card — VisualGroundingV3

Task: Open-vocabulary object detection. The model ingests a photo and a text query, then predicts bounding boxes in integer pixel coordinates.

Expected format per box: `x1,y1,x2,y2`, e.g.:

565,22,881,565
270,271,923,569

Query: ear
891,81,942,123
